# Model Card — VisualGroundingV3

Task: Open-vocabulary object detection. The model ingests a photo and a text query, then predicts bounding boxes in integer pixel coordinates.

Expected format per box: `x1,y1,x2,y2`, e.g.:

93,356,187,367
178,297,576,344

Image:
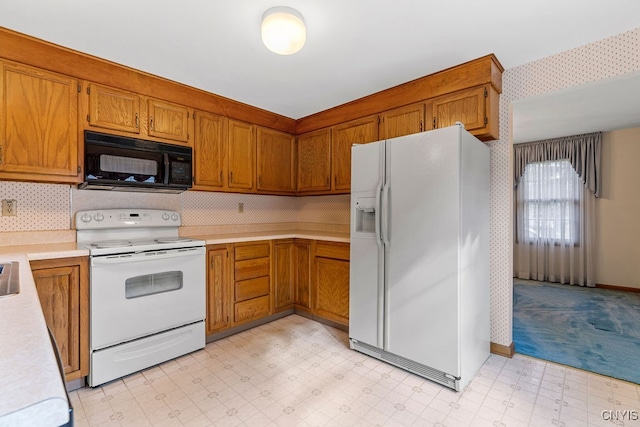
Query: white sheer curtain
513,132,601,287
514,160,596,286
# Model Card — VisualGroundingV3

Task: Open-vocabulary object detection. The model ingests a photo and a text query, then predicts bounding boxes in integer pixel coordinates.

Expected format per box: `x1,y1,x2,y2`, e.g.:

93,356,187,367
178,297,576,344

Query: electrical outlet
2,199,17,216
238,202,244,213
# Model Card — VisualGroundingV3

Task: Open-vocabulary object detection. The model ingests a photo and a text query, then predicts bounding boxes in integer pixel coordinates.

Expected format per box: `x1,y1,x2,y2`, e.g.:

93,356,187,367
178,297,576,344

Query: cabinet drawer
234,257,270,281
235,276,270,302
234,243,270,261
314,242,350,261
234,295,270,323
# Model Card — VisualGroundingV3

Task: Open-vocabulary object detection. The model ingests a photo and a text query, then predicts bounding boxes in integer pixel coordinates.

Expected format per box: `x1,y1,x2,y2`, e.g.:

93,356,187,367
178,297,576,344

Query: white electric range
76,209,206,387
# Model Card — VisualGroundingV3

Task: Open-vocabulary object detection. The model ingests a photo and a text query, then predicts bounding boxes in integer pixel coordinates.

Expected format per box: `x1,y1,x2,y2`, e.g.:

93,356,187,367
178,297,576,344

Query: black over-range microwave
79,131,193,193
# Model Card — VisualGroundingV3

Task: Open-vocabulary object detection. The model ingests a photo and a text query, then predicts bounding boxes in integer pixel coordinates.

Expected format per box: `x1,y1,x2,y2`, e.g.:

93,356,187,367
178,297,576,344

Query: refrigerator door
349,140,385,348
384,126,462,377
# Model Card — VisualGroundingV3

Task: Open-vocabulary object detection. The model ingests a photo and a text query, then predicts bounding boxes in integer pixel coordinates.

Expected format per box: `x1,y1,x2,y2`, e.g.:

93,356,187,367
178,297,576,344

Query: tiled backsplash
0,184,350,234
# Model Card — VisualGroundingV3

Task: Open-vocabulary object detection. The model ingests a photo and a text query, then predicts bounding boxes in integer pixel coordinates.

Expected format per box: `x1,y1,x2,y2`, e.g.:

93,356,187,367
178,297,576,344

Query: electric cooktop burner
91,240,133,249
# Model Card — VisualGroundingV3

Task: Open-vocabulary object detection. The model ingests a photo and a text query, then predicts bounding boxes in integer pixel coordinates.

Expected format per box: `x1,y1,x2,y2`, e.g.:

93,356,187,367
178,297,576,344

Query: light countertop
193,229,350,245
0,229,348,260
0,242,89,261
0,254,70,426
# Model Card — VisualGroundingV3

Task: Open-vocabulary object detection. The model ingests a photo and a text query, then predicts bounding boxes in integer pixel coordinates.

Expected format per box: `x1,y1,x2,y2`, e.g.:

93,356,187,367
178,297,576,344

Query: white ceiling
0,1,639,120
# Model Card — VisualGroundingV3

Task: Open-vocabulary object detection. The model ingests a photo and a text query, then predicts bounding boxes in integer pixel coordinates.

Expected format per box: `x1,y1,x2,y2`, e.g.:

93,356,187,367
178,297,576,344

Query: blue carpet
513,279,640,384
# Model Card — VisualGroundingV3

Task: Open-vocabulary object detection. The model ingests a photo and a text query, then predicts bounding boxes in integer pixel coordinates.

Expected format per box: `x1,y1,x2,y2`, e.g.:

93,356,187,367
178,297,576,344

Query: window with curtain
518,159,582,244
513,132,601,287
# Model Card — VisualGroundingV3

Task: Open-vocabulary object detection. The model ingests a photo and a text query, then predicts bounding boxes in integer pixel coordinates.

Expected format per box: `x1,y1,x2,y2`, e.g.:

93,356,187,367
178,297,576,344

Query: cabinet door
194,111,226,189
331,115,379,192
30,257,89,381
297,128,331,193
228,119,255,191
314,257,350,326
380,103,425,139
294,240,311,309
148,98,190,143
87,83,140,134
206,246,231,334
256,127,295,193
0,61,79,182
432,85,487,132
273,240,295,310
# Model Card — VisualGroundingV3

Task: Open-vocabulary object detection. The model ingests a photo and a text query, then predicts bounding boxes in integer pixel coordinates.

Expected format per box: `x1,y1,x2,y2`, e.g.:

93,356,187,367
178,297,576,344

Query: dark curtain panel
514,132,602,197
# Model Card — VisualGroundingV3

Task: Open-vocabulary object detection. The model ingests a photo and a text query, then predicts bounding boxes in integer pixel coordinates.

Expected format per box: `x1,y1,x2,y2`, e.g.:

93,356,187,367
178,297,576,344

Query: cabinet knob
135,113,139,128
150,116,154,131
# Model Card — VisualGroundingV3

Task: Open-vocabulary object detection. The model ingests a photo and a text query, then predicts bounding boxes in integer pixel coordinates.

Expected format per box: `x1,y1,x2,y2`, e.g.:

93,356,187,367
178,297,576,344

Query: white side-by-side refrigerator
349,124,490,391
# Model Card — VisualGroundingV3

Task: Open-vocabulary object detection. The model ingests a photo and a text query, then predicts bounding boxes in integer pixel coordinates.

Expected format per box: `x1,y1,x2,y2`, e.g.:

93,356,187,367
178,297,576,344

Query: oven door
90,246,205,350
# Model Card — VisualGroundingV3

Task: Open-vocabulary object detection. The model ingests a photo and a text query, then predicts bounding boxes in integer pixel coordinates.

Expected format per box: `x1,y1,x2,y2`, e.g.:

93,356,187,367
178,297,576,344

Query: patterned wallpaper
182,191,298,226
0,181,70,232
489,28,640,346
0,185,345,232
1,27,638,349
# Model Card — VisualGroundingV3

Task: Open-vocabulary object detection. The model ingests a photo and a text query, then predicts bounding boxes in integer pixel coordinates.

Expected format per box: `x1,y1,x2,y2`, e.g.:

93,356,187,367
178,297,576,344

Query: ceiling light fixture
261,6,306,55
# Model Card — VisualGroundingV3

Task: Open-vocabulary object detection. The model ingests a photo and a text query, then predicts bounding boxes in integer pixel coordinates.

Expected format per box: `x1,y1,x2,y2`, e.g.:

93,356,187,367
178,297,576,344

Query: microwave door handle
163,153,170,185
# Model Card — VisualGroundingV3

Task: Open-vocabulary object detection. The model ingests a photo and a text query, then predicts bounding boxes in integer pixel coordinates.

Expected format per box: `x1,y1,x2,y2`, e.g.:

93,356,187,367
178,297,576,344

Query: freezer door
349,140,385,348
384,126,462,377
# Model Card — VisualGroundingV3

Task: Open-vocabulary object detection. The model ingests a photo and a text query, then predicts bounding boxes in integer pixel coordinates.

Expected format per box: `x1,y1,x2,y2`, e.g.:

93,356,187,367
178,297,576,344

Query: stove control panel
76,209,182,229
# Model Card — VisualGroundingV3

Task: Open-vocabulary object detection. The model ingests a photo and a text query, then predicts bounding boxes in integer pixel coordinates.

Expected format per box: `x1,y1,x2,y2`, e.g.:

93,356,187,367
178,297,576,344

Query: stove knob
162,213,170,221
94,213,105,222
171,213,179,221
80,213,92,223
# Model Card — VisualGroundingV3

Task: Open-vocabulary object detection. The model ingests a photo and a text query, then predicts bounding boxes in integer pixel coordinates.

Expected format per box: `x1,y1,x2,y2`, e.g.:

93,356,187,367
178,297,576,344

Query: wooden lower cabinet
204,238,350,337
206,244,232,335
294,239,312,310
232,241,272,326
312,241,350,327
273,239,295,311
30,257,89,382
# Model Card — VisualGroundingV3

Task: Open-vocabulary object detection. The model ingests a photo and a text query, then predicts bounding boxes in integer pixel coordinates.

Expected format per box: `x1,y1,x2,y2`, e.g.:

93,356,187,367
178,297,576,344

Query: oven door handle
92,247,205,265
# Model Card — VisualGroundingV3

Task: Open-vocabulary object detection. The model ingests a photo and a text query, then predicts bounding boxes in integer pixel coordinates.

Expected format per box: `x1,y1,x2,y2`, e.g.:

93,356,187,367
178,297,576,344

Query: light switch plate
2,199,17,216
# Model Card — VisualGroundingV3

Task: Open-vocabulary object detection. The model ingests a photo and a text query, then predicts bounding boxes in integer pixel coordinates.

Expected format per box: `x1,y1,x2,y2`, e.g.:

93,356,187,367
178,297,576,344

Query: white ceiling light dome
261,6,306,55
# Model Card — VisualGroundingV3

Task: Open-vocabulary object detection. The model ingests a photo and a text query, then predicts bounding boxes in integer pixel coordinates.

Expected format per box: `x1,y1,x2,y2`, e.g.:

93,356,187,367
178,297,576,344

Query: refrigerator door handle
381,182,391,246
374,179,383,247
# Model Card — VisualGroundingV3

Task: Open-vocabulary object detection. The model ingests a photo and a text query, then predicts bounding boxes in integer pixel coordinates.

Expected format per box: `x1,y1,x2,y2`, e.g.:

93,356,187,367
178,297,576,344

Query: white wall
490,27,640,347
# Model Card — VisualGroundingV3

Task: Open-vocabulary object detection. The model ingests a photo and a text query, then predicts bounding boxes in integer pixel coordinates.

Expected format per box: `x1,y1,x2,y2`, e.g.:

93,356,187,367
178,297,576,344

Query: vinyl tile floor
71,315,640,427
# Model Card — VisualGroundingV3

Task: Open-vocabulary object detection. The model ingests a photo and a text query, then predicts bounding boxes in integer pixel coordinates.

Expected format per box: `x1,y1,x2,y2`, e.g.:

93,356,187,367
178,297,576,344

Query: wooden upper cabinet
227,119,255,191
193,110,226,190
0,61,80,183
432,85,489,135
331,115,379,193
256,127,296,194
297,128,332,193
87,83,140,134
380,103,426,139
147,98,190,143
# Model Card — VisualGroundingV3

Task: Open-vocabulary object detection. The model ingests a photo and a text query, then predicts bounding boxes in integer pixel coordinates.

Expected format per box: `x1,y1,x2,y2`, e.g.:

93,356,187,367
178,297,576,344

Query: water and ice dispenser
354,197,376,234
